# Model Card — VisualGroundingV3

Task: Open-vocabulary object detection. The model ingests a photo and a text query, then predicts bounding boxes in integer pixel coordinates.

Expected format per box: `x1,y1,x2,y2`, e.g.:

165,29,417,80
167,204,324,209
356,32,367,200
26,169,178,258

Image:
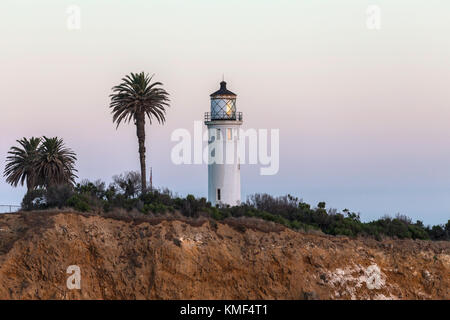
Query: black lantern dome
210,81,237,98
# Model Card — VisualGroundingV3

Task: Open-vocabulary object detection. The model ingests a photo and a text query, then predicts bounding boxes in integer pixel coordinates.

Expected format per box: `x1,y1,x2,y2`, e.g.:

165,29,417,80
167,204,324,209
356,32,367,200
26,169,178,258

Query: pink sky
1,0,450,224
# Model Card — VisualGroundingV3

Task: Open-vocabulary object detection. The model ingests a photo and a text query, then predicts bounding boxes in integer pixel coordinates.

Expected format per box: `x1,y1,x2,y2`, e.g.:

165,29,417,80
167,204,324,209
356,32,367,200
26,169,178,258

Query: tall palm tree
35,136,78,187
109,72,170,193
4,137,41,191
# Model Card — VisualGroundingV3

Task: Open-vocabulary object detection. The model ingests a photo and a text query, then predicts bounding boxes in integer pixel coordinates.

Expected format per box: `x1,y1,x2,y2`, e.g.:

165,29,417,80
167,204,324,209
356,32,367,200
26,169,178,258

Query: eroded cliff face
0,212,448,300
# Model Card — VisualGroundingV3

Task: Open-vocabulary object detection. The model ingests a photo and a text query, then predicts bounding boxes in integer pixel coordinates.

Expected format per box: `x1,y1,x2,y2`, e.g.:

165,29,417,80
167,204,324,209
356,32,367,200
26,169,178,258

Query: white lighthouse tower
205,81,243,207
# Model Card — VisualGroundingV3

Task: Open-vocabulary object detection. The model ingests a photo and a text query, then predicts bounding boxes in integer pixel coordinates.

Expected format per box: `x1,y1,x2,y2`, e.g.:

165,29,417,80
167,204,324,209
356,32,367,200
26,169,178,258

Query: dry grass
223,216,286,233
2,209,290,236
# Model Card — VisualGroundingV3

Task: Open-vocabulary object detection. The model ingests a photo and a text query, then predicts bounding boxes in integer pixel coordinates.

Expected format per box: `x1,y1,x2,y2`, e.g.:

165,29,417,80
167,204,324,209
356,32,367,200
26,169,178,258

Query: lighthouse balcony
204,111,243,122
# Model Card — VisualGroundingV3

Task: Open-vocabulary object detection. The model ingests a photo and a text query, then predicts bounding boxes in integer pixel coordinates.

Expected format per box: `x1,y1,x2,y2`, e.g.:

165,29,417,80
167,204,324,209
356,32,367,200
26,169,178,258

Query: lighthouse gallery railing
204,112,243,122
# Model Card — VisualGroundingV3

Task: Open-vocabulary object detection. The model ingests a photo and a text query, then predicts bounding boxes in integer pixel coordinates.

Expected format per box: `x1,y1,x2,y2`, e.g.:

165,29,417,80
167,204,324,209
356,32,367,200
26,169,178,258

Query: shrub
143,203,173,214
21,189,46,211
428,225,446,240
18,173,450,241
112,171,141,198
207,207,223,220
66,194,91,212
75,179,106,199
45,184,74,208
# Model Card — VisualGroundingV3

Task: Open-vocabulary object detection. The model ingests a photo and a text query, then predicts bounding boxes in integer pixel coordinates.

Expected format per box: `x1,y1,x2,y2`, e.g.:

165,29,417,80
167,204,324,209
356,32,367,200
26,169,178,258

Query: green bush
142,203,174,214
21,189,46,211
45,184,74,208
19,173,449,241
66,194,91,212
408,225,430,240
207,207,224,220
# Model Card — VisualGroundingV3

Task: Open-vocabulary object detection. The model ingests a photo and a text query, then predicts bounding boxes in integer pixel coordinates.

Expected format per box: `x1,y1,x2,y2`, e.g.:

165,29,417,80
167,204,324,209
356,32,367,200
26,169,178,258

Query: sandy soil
0,211,448,299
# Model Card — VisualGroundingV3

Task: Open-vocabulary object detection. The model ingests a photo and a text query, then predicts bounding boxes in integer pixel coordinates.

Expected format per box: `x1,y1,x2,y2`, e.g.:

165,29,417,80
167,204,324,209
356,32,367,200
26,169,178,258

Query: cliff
0,211,448,299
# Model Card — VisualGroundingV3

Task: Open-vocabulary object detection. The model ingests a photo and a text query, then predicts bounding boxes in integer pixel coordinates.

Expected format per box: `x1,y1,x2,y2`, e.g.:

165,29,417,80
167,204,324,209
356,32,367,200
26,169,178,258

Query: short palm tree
4,137,41,191
35,136,78,187
109,72,170,192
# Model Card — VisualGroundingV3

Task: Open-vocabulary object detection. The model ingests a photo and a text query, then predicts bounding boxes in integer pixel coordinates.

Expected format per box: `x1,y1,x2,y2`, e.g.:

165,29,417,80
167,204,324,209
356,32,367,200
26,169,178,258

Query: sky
1,0,449,225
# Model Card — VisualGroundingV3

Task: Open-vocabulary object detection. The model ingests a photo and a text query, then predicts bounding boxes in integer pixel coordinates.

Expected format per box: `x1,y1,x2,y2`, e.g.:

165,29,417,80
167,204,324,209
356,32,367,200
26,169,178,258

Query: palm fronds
109,72,170,192
3,136,77,190
110,72,170,128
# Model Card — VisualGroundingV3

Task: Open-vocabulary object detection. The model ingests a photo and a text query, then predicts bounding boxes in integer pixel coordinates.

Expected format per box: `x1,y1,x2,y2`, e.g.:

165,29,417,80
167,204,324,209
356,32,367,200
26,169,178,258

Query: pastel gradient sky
1,0,450,224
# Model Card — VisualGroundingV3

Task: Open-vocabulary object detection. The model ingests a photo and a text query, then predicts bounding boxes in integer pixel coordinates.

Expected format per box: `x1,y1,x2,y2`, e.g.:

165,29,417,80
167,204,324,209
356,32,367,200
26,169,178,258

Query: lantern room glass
211,98,236,120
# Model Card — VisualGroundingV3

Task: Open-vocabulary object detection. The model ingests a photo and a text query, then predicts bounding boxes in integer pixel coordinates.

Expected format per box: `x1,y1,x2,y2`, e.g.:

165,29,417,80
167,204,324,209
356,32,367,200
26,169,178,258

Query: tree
4,137,41,191
112,171,141,198
109,72,170,193
35,136,78,187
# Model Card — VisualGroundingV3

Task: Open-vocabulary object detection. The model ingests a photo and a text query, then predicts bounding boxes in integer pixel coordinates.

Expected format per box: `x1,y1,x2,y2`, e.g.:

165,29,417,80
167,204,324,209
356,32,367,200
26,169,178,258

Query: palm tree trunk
135,113,147,193
26,176,32,192
26,173,35,191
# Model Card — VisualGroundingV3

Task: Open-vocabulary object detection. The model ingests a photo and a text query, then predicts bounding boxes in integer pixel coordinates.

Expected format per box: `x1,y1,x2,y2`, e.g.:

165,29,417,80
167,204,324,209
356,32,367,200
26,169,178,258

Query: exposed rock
0,211,448,300
422,270,431,281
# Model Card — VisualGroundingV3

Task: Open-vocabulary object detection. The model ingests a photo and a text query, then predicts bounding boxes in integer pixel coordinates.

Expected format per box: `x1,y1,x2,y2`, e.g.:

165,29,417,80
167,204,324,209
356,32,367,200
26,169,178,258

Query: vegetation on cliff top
18,171,450,242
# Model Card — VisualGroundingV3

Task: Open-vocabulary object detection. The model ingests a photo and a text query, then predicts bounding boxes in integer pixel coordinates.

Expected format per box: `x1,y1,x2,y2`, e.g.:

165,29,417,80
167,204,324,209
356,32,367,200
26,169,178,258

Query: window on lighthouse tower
227,128,232,140
217,188,221,201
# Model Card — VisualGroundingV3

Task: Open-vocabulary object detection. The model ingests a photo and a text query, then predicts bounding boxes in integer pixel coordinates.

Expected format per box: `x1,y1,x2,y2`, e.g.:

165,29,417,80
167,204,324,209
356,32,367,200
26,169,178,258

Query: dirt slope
0,211,448,299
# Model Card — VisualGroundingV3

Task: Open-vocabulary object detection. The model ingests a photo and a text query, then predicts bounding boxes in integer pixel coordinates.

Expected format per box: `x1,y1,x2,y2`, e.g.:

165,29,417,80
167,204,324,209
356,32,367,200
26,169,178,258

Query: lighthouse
204,81,243,207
